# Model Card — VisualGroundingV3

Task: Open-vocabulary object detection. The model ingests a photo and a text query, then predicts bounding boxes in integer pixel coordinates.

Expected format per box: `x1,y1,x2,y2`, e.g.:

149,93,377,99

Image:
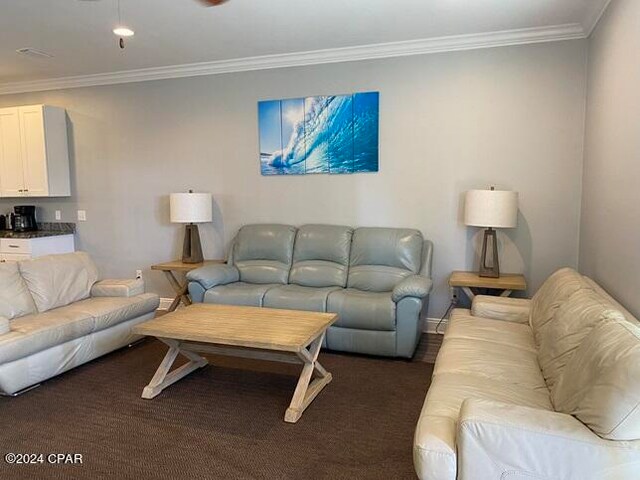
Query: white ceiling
0,0,610,91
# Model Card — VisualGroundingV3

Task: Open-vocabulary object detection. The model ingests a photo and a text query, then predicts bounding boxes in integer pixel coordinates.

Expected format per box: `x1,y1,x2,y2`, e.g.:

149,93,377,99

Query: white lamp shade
170,192,212,223
464,189,518,228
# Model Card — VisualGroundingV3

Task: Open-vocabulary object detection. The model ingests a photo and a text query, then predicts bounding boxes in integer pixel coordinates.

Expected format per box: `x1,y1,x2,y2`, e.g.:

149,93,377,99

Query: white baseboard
424,317,447,335
158,298,174,311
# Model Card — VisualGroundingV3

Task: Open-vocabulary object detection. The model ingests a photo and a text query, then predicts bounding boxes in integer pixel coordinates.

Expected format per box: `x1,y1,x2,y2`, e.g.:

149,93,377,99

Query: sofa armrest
91,278,144,297
458,399,640,480
471,295,531,324
186,264,239,290
392,275,433,303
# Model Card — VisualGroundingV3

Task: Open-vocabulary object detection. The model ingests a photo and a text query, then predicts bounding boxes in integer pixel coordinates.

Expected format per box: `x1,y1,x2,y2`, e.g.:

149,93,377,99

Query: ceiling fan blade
198,0,229,6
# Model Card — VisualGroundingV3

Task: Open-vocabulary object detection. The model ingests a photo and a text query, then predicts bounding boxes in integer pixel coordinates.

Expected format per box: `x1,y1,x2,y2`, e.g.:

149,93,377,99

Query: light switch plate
77,210,87,221
55,210,61,220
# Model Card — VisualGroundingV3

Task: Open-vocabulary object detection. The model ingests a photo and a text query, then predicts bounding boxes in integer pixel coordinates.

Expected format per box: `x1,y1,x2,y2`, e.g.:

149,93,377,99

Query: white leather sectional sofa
414,268,640,479
0,252,159,395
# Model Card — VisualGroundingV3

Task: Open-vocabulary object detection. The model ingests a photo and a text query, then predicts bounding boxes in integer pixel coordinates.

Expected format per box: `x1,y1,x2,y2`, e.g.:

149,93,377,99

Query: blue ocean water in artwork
259,92,379,175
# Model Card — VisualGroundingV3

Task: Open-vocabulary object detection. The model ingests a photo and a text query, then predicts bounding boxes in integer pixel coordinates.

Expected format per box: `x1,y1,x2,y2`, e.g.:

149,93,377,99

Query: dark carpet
1,340,433,480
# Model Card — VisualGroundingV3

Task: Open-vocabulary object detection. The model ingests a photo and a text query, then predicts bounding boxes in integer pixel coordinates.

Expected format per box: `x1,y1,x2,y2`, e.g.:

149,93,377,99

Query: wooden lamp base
182,224,203,264
479,227,500,278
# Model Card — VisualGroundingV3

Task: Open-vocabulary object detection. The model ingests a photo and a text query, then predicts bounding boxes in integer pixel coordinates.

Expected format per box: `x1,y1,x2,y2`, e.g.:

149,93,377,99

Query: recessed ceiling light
113,26,134,37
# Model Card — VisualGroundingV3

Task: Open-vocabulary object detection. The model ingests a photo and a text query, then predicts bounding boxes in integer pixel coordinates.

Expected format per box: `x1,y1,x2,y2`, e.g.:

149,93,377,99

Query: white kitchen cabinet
0,105,70,197
0,235,75,263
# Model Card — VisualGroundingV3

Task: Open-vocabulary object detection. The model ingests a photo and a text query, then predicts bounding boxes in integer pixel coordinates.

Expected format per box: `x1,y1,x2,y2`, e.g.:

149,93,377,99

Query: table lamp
170,190,212,264
464,187,518,278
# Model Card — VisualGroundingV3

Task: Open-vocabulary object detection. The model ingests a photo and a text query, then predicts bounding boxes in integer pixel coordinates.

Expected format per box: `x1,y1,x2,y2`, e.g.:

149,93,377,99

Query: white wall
580,0,640,317
0,40,588,316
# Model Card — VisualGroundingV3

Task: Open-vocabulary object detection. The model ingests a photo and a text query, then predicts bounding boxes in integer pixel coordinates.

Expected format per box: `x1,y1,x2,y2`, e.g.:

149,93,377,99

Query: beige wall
0,40,588,316
580,0,640,317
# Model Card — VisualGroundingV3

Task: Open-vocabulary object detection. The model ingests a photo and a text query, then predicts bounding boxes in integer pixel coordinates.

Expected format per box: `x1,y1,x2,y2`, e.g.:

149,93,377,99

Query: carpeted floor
1,340,433,480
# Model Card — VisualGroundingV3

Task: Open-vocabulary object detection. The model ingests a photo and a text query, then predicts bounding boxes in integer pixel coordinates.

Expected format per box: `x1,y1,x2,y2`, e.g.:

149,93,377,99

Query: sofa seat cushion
71,294,159,333
0,261,36,320
537,288,626,392
263,285,340,312
327,289,396,331
434,337,547,390
446,309,537,353
0,306,95,364
203,282,277,307
425,372,553,421
553,318,640,441
19,252,99,312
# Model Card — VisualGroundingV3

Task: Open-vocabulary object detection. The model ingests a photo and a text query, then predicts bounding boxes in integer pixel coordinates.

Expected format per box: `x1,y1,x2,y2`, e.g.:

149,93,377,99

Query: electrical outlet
135,270,142,279
77,210,87,221
55,210,61,221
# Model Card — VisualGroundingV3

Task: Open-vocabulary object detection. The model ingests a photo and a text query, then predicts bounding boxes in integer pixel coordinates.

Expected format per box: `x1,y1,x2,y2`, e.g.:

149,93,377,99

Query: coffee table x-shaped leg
140,332,332,424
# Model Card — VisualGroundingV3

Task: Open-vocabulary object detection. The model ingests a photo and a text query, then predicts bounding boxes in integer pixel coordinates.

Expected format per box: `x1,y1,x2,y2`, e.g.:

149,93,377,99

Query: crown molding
584,0,613,37
0,23,585,96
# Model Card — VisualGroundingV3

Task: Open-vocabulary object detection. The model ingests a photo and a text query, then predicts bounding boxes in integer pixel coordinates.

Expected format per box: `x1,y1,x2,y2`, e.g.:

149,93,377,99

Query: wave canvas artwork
259,92,379,175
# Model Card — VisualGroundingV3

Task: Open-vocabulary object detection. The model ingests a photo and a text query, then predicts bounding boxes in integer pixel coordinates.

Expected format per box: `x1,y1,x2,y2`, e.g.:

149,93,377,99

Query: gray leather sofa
0,252,159,395
187,224,433,358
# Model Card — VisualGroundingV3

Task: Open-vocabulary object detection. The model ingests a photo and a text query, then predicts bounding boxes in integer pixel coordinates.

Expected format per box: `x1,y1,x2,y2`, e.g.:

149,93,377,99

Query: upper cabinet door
0,108,26,197
19,105,49,196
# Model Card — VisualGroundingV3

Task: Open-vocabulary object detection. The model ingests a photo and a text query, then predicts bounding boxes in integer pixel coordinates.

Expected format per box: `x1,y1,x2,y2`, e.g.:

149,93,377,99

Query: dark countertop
0,230,74,239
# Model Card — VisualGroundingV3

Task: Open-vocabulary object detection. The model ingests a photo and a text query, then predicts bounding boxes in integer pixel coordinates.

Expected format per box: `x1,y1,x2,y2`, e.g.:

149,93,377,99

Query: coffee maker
13,206,37,232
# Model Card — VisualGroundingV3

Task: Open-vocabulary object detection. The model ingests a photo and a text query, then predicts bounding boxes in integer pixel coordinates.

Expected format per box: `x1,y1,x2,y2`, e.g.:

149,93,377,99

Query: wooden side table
449,271,527,301
151,259,224,312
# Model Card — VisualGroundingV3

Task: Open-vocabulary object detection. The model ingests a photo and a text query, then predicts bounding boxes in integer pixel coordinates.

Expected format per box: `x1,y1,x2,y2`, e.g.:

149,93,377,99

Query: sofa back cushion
553,318,640,440
530,268,589,340
289,224,353,288
0,262,36,320
347,227,423,292
19,252,99,312
233,224,296,284
537,288,626,392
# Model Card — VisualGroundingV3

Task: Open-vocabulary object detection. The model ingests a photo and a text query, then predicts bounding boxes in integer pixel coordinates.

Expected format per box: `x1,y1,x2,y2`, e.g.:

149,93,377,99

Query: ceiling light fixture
112,27,134,37
113,0,134,49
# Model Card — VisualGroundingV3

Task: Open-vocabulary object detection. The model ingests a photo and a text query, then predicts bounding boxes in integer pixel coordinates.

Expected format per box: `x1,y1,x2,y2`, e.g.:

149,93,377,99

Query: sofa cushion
0,261,36,320
434,337,547,390
529,267,589,338
263,284,339,312
0,306,95,364
233,224,296,284
71,294,159,333
348,227,423,292
445,309,537,353
327,288,396,331
289,224,353,288
553,319,640,440
19,252,99,313
203,282,277,307
537,288,626,392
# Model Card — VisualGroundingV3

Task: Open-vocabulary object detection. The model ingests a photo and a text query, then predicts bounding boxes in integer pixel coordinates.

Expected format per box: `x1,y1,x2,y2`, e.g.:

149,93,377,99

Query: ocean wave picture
258,92,379,175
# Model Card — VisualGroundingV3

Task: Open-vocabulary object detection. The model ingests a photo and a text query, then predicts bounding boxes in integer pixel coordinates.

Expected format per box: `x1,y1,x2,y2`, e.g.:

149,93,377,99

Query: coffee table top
134,304,338,352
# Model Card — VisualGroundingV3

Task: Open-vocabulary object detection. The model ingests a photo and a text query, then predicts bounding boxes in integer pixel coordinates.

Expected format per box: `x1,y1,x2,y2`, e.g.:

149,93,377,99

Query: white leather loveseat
414,268,640,479
0,252,159,395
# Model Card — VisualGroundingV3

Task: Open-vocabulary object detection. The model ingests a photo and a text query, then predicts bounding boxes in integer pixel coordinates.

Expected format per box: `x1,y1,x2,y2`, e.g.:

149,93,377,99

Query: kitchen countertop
0,230,74,239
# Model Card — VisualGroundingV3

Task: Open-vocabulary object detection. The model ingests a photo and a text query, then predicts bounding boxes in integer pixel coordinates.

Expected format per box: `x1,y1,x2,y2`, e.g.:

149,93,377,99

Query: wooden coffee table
133,303,338,423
